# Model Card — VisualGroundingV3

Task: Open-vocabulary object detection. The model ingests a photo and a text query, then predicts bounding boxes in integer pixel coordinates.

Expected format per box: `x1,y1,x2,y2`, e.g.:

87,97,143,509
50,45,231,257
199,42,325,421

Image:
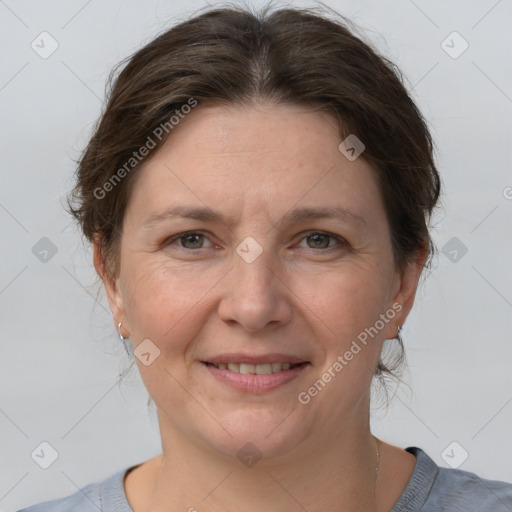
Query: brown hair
68,3,441,394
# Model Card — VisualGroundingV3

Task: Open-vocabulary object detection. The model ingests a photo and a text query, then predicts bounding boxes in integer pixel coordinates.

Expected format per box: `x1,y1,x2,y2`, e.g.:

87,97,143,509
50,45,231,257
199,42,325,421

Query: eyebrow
143,205,368,230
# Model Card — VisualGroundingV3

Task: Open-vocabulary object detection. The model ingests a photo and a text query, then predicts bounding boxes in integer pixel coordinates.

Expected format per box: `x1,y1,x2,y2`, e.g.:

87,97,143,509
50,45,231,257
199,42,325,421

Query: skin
94,102,426,512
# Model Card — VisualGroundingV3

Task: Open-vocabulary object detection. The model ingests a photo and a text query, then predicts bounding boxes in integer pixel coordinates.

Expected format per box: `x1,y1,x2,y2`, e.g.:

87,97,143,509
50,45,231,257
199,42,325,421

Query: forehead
125,102,384,230
184,102,341,149
147,102,345,170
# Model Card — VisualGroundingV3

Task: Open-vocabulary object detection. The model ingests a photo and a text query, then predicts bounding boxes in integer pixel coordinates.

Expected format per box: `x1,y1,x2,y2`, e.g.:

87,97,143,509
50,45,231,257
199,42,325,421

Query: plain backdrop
1,0,511,510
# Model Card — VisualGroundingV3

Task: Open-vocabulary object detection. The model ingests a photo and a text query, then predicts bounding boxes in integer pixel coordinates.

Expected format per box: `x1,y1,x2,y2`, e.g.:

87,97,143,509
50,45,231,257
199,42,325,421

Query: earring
396,325,403,344
118,321,125,341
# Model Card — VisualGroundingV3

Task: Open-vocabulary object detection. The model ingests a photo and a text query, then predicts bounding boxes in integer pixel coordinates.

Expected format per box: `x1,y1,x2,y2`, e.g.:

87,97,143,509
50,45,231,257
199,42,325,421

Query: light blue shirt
16,447,512,511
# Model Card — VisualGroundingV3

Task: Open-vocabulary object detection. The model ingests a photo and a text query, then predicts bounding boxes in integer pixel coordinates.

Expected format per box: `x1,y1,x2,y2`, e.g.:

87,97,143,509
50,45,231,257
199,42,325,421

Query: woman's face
98,103,423,459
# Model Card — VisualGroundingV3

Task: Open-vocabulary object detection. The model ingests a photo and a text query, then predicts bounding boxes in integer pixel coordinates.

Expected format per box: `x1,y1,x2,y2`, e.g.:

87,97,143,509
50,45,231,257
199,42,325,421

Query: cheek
304,266,392,388
120,262,215,403
121,259,217,344
306,264,391,335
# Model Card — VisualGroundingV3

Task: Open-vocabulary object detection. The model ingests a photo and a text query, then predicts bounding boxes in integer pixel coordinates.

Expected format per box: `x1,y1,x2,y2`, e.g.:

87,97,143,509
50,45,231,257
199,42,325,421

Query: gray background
1,0,511,510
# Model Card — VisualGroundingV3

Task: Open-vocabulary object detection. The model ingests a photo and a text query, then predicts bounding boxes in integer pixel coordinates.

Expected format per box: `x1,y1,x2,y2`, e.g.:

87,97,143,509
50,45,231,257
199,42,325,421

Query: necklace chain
374,436,381,497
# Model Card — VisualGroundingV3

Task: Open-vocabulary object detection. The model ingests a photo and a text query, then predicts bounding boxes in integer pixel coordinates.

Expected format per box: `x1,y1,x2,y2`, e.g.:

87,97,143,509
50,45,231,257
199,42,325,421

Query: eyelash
163,230,348,253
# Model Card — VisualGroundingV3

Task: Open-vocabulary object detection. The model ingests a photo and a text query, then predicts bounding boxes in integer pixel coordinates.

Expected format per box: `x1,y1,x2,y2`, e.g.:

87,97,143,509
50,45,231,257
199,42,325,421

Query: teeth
211,362,298,374
240,363,255,374
255,363,272,375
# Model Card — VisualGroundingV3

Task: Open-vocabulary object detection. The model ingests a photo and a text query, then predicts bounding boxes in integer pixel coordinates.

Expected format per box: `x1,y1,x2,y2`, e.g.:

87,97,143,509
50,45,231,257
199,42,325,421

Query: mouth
201,356,310,393
203,361,305,374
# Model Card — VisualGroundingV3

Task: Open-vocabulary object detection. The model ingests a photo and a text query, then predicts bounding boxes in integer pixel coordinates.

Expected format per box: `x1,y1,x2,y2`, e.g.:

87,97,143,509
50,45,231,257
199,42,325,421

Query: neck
146,413,381,512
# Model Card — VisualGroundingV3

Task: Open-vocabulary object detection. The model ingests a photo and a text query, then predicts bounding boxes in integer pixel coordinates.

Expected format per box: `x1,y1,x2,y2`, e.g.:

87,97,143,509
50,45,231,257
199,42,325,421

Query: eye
164,231,214,250
163,230,347,252
295,231,347,251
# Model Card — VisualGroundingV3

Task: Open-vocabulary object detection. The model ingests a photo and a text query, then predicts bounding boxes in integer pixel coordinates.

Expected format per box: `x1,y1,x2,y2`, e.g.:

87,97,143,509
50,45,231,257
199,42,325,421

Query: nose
217,239,293,332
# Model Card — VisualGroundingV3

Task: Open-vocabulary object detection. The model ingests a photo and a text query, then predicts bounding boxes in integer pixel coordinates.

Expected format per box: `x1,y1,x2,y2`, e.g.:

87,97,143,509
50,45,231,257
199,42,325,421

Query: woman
18,4,512,512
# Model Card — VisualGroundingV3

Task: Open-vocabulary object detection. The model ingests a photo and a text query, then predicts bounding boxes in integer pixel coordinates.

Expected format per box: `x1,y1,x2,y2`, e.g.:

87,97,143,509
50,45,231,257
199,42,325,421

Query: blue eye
163,231,347,252
298,232,343,250
166,232,213,250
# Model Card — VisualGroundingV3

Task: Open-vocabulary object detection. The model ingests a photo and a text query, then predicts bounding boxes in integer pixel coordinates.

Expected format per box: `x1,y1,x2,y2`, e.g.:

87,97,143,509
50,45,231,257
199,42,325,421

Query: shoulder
15,466,133,512
402,447,512,512
15,481,102,512
429,464,512,511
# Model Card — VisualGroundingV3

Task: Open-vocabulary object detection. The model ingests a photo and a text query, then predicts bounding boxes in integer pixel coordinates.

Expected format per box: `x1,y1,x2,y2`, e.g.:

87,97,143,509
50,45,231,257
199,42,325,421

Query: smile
202,360,310,393
204,362,303,374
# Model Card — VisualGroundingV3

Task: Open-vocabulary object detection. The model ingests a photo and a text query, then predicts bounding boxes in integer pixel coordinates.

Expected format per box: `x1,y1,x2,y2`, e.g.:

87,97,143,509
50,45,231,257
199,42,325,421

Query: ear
385,241,429,339
93,241,129,339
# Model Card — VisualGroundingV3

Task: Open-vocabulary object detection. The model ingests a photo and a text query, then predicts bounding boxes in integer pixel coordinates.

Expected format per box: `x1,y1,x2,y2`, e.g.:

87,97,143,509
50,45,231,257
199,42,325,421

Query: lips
204,362,303,374
203,353,308,365
201,353,310,393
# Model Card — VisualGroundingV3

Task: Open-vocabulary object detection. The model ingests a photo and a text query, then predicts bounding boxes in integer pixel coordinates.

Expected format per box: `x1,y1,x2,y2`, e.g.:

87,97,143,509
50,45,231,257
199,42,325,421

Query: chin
198,406,310,464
